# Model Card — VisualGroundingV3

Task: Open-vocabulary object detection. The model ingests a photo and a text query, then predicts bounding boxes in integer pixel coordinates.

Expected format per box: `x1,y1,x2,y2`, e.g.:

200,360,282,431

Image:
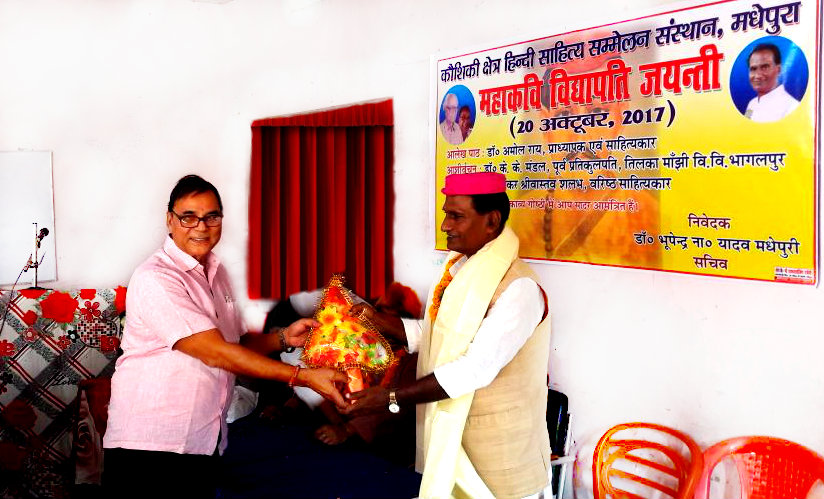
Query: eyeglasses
171,211,223,228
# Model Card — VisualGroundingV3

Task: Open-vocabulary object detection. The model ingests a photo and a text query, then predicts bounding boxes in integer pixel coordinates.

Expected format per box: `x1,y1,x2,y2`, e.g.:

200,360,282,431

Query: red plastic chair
694,436,824,499
593,422,703,499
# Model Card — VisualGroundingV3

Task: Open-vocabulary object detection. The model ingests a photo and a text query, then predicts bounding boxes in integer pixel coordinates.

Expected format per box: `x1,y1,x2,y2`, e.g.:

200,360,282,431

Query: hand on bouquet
301,367,348,409
349,303,405,343
348,302,378,323
283,318,320,348
340,385,391,416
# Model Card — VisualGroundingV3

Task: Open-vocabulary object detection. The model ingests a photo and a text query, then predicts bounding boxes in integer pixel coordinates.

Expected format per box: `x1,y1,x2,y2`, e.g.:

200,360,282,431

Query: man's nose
441,219,451,232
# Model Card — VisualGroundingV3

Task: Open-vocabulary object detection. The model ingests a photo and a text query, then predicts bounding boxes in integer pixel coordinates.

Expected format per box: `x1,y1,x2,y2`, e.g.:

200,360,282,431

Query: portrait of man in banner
508,30,662,268
730,36,808,123
438,85,475,146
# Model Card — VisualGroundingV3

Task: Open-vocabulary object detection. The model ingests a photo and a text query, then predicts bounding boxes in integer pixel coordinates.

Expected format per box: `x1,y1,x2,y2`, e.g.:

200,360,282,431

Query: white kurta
406,253,550,499
402,256,544,397
440,120,465,145
745,84,800,122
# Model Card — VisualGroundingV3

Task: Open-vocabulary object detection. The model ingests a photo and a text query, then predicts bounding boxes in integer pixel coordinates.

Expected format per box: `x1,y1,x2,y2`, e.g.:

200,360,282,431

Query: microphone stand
30,223,47,290
0,224,48,334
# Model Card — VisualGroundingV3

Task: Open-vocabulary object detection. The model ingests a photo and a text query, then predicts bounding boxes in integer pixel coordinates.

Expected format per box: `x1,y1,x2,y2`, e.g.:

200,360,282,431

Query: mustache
564,148,598,161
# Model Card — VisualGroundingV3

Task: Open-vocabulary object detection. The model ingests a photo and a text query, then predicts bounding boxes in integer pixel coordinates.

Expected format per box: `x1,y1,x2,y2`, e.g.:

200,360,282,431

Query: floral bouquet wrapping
301,275,394,393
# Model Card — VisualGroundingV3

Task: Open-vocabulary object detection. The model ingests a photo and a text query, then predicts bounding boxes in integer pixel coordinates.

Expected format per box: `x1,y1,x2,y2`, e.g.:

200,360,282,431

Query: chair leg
549,457,575,498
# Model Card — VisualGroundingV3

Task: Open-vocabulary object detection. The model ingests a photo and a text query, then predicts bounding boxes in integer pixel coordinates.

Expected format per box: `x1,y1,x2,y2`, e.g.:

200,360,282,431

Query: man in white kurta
745,42,800,122
400,260,543,400
345,172,551,499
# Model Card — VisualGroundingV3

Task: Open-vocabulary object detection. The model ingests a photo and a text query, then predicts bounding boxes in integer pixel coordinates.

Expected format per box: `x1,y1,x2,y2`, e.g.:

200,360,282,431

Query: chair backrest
695,436,824,499
547,388,571,497
547,388,570,457
593,422,703,499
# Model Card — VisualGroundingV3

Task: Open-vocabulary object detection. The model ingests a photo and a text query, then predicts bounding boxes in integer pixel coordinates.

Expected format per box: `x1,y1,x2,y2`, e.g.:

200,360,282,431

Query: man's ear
486,210,502,234
166,212,174,233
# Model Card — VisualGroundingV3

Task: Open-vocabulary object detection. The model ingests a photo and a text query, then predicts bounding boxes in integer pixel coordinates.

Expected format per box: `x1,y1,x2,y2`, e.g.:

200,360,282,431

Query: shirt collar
163,235,221,281
758,84,785,103
449,233,502,274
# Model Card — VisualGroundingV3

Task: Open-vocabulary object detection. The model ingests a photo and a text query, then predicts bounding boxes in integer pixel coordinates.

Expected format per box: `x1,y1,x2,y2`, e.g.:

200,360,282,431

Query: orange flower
339,320,363,335
317,307,340,326
428,255,463,321
325,286,349,308
360,331,380,346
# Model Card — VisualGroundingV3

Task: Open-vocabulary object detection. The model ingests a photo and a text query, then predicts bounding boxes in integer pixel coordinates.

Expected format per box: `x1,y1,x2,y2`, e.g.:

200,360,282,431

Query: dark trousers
103,447,220,499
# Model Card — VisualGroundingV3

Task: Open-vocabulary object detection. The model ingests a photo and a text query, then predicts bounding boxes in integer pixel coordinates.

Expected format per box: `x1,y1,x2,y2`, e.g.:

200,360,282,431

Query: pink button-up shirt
104,237,244,455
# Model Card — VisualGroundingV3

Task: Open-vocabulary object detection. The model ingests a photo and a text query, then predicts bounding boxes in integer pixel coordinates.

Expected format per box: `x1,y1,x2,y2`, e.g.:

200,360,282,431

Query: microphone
36,227,49,247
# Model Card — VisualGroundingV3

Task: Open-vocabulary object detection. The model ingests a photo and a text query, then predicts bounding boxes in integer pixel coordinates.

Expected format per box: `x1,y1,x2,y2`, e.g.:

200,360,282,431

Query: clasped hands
306,372,391,415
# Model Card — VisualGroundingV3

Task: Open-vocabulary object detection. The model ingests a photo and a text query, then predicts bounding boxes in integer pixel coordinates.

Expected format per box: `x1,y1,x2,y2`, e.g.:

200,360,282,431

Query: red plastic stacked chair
694,436,824,499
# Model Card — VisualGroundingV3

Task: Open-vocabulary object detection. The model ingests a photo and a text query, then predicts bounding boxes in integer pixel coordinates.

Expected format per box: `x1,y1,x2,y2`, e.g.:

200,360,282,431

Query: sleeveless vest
462,259,552,499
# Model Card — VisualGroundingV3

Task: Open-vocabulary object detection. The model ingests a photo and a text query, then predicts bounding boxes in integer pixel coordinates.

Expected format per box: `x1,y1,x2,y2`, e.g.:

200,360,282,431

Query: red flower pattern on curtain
248,100,395,301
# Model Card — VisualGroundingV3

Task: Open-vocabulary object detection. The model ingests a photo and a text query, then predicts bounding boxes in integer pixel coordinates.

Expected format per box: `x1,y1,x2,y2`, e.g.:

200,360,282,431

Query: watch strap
388,390,400,413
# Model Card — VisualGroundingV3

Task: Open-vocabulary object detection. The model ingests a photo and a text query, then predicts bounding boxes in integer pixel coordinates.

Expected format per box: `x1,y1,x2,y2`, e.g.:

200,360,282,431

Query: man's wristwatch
388,390,400,413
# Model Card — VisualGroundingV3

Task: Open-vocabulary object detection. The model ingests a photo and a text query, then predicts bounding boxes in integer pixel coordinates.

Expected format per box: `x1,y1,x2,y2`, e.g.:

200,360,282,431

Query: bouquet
301,275,394,392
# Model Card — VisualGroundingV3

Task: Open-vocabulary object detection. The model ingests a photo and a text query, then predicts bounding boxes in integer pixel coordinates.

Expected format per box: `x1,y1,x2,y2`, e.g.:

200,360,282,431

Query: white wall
2,0,822,491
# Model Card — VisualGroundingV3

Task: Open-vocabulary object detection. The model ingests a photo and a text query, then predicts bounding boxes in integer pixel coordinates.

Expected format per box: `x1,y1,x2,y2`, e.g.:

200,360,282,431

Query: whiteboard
0,151,57,286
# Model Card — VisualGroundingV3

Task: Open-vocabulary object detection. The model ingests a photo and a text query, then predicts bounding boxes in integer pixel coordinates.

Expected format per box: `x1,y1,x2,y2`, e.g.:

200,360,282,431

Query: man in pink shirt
103,175,346,498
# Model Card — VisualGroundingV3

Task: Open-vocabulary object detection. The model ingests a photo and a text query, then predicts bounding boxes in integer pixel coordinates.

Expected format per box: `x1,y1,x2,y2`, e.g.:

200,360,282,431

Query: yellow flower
318,307,340,326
